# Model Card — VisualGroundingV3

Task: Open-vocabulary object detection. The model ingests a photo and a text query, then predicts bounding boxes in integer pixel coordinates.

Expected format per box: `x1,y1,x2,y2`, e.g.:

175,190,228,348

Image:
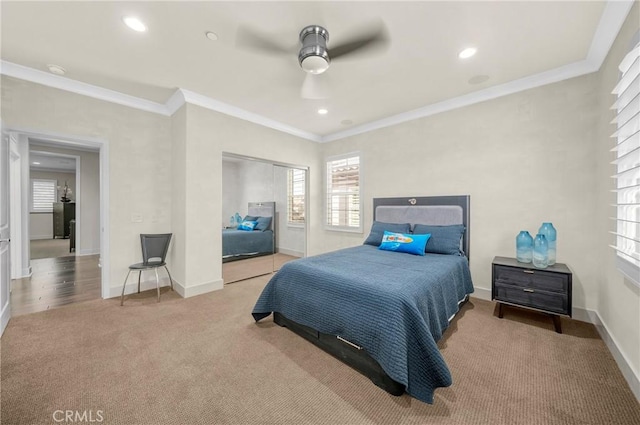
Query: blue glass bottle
229,216,235,228
234,213,242,226
538,222,556,265
516,231,533,263
533,234,548,269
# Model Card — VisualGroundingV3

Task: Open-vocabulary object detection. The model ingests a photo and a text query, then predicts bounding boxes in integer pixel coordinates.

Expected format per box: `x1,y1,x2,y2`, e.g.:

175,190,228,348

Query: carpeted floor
1,275,638,425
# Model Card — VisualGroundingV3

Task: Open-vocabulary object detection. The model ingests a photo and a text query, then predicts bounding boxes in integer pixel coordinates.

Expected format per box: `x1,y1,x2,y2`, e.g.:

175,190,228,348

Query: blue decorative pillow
243,215,258,222
255,216,272,231
364,221,412,246
237,220,258,231
413,224,465,255
379,231,430,256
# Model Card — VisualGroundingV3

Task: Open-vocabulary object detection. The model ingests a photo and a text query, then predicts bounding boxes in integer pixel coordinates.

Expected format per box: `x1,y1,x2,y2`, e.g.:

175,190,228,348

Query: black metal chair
121,233,174,305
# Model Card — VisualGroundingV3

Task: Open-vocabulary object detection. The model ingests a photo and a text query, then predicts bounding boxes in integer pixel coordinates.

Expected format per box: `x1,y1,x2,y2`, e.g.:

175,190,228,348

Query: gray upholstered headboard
248,201,275,232
373,196,470,259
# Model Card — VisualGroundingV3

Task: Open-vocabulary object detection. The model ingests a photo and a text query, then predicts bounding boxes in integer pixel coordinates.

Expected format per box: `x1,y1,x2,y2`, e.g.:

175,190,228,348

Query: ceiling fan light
301,55,329,74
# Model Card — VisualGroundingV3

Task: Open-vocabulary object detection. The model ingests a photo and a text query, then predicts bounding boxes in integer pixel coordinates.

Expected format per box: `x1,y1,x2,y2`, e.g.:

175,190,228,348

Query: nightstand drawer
494,282,568,315
494,265,569,294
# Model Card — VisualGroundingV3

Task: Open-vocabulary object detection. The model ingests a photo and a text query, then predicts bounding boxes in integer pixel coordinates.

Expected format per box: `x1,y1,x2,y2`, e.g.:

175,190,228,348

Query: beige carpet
1,275,638,425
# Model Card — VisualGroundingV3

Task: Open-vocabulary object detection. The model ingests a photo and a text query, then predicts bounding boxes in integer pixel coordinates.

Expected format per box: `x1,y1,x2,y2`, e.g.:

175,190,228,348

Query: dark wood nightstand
492,256,572,333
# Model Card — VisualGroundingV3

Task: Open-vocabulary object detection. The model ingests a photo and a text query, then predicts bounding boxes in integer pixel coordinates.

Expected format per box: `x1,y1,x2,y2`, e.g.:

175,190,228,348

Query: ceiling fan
237,22,388,99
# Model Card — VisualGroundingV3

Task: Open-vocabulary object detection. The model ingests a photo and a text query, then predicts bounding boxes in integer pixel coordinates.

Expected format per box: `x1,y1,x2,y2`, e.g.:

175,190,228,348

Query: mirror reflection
222,154,305,283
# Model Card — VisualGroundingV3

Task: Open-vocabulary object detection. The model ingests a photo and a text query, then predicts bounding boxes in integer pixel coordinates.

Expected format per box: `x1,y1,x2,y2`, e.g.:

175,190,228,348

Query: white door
0,131,11,336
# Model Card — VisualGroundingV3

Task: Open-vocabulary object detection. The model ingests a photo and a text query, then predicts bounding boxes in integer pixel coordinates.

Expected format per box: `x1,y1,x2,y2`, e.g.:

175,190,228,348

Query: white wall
595,2,639,396
2,75,173,294
28,169,75,240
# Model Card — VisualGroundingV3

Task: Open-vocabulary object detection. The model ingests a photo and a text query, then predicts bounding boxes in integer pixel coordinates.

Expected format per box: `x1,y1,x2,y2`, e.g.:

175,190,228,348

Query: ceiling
0,1,626,139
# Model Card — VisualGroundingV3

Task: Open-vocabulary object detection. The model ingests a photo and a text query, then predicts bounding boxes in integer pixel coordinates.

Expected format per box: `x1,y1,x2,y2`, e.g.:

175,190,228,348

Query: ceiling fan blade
301,73,329,99
329,20,389,60
236,25,295,55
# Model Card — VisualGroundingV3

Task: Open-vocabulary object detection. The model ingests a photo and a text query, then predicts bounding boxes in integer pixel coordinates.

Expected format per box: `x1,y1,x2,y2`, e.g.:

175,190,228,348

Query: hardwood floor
11,255,101,316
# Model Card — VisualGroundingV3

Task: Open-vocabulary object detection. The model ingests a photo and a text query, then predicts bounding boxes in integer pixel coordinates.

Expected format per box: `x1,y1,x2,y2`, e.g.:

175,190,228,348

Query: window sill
325,226,363,234
287,223,305,229
616,255,640,288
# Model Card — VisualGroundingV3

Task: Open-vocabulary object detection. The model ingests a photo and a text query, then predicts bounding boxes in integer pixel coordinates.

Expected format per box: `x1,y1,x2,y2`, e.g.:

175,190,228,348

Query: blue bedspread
252,245,474,404
222,229,274,258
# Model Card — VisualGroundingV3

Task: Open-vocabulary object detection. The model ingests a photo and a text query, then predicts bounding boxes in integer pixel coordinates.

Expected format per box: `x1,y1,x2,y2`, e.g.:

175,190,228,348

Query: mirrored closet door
221,154,306,284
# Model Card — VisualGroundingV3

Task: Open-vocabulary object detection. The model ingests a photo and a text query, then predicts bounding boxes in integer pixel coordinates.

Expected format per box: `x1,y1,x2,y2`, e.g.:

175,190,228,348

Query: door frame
9,138,21,279
5,126,110,299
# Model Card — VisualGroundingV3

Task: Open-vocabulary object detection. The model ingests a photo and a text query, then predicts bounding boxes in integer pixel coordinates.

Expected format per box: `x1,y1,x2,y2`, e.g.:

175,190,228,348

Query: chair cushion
129,261,166,270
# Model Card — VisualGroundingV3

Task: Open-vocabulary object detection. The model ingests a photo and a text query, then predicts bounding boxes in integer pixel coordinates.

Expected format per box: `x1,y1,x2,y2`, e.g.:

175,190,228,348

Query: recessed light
318,108,328,115
458,47,477,59
123,16,147,32
205,31,218,41
47,64,66,75
32,162,40,165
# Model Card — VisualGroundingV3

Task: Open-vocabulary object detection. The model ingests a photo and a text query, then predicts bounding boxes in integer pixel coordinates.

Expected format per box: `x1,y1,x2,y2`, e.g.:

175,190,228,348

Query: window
287,168,305,225
611,40,640,286
326,153,361,231
31,179,57,213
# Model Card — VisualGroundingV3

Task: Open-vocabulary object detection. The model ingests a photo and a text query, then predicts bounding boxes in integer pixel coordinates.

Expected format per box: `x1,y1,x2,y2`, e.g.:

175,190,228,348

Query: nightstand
492,256,572,333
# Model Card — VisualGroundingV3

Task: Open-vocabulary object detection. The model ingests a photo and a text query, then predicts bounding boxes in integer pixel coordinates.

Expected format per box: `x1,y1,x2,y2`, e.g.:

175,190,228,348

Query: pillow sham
255,216,272,231
379,231,430,256
237,220,258,231
243,215,258,222
412,224,465,255
364,221,412,246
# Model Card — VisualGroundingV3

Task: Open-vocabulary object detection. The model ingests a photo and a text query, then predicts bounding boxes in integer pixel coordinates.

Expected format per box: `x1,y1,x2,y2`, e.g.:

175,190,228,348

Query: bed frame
274,195,471,397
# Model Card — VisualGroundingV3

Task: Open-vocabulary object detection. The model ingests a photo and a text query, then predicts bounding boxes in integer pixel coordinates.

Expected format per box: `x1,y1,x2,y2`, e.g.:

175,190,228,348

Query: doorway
5,128,109,318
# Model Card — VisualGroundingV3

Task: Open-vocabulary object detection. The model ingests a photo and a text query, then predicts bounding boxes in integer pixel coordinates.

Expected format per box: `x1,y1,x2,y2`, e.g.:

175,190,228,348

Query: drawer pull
523,270,535,274
523,288,535,293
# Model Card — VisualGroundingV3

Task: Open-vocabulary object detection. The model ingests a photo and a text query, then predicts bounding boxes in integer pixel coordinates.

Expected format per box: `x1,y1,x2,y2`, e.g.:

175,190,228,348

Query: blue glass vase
533,234,548,269
234,213,242,226
538,222,556,265
516,231,533,263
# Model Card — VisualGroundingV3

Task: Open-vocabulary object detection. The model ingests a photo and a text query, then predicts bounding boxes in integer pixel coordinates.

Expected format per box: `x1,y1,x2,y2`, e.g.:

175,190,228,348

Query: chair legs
120,269,132,306
121,266,174,306
164,266,174,291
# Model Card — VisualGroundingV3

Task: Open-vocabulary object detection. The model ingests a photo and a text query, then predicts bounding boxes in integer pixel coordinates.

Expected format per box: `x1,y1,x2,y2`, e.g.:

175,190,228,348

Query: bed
252,196,473,404
222,202,275,263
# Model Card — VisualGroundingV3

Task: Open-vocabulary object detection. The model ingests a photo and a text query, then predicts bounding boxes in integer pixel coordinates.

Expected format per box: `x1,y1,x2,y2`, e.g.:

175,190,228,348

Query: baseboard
590,309,640,400
173,278,224,298
19,266,32,278
108,273,173,298
78,248,100,256
470,286,491,301
30,235,52,240
276,248,304,257
0,301,11,337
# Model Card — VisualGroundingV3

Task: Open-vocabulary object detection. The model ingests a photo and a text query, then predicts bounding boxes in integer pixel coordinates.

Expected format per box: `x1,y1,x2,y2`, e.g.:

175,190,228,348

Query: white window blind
31,179,57,213
288,168,305,225
326,154,361,231
610,41,640,286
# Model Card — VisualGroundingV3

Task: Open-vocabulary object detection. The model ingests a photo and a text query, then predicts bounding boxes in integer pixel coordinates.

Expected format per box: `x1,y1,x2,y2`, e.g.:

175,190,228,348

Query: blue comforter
222,229,274,258
252,245,474,404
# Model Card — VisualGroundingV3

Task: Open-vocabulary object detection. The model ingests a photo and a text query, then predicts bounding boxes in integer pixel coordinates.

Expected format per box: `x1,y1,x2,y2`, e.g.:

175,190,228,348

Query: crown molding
0,0,633,144
0,61,170,116
178,89,322,143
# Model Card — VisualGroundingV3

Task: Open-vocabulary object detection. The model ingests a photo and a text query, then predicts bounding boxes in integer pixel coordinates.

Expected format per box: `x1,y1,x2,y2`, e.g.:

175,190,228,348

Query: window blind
31,179,57,213
326,154,361,230
287,168,305,224
610,41,640,285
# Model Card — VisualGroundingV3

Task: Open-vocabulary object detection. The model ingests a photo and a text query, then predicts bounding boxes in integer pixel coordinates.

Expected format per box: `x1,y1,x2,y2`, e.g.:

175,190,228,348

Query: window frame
610,37,640,288
30,178,57,213
325,152,362,233
287,168,306,227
